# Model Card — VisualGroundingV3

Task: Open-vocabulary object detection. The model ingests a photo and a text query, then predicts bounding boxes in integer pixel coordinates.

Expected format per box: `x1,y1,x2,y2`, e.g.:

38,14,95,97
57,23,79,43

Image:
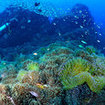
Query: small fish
78,45,84,48
36,83,45,89
81,40,87,44
35,2,40,7
36,83,49,89
30,91,39,97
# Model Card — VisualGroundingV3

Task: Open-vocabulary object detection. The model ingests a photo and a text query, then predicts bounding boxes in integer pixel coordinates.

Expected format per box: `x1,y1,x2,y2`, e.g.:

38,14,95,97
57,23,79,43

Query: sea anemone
60,57,105,93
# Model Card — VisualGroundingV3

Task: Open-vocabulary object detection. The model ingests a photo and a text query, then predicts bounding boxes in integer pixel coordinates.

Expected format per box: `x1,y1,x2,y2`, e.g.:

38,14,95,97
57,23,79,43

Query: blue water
0,0,105,50
0,0,105,26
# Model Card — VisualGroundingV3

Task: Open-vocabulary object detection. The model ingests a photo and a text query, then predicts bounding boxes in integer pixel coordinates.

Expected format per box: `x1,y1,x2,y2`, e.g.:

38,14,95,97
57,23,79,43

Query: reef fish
11,0,77,18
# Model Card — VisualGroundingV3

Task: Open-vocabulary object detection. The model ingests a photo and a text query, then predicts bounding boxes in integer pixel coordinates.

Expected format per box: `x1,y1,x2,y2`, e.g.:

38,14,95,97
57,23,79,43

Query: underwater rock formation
0,4,100,50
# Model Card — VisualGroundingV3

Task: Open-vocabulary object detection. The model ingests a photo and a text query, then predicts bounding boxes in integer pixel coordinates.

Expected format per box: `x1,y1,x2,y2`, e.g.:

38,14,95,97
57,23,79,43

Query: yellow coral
27,62,39,71
17,70,28,81
61,57,91,77
60,57,105,93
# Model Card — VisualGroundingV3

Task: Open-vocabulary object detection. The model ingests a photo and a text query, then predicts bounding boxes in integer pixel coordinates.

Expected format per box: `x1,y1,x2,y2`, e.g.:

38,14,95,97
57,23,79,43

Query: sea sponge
60,57,105,93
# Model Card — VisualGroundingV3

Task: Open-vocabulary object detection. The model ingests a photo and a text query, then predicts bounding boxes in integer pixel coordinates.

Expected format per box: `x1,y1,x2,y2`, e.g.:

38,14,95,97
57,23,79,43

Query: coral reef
0,2,105,105
0,41,105,104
